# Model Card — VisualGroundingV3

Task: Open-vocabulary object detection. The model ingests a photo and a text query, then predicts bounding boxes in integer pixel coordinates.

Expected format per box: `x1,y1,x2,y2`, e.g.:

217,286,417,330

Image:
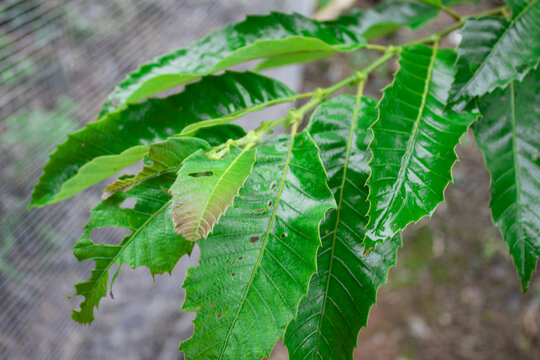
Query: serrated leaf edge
179,130,336,360
364,44,476,248
452,0,540,101
72,199,188,324
474,80,538,292
312,85,364,355
172,147,257,242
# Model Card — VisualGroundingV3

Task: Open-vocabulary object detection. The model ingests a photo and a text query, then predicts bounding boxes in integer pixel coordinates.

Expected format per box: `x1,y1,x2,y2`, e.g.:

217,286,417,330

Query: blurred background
1,0,538,359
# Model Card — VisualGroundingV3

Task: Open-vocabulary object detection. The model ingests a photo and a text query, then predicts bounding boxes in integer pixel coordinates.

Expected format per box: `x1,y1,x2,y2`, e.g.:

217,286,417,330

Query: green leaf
170,146,257,242
72,174,192,324
317,0,334,10
450,2,540,105
365,45,476,247
285,95,401,360
419,0,442,8
255,1,439,71
180,132,335,360
430,0,477,9
328,1,439,41
442,0,477,6
179,95,299,137
99,12,365,115
450,17,508,110
474,68,540,291
103,136,212,195
253,52,336,72
30,71,292,208
505,0,532,14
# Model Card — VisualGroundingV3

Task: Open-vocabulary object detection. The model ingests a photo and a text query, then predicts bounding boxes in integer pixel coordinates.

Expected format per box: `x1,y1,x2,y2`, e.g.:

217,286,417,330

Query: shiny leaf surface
474,68,540,291
254,1,439,71
506,0,533,13
450,2,540,105
365,45,476,247
285,95,401,360
180,132,335,360
31,72,291,208
103,136,212,195
170,146,256,241
450,17,508,110
179,93,299,137
99,12,365,115
418,0,442,8
72,175,191,324
328,1,439,41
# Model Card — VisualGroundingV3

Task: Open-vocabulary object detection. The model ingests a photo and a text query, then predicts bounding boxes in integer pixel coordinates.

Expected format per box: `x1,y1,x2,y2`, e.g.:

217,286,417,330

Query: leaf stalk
206,4,509,154
404,5,509,47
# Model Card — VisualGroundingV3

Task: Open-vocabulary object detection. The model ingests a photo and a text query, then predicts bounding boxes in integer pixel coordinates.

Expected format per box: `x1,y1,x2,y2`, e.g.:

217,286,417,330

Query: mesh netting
0,1,312,358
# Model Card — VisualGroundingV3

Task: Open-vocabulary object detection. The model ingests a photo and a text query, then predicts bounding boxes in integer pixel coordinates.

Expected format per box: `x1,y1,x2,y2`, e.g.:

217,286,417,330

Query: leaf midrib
192,148,251,241
509,80,525,273
313,88,364,358
374,43,439,233
83,199,171,305
218,128,298,359
181,93,302,136
213,35,350,67
110,164,181,193
128,36,357,111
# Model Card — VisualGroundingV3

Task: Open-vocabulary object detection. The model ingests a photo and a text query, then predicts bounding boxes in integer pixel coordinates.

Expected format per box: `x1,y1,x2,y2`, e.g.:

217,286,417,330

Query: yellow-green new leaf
71,136,216,324
180,132,335,360
170,147,257,242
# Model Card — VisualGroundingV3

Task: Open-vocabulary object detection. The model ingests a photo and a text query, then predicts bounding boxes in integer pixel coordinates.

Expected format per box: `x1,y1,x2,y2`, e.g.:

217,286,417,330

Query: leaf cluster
30,0,540,359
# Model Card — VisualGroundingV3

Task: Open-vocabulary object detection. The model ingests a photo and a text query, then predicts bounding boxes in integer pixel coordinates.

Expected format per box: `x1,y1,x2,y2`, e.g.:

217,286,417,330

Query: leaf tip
521,280,529,293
